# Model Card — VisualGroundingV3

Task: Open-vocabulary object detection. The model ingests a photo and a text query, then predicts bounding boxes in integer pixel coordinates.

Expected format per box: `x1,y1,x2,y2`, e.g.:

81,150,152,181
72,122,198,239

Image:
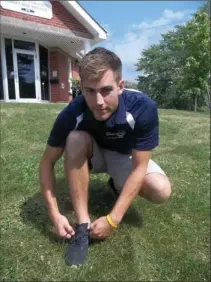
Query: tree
199,1,210,15
180,10,210,111
136,3,210,111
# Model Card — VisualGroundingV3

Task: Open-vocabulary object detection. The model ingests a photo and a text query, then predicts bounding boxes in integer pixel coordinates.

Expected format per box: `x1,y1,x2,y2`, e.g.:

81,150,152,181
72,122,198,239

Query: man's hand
52,214,75,239
90,216,114,239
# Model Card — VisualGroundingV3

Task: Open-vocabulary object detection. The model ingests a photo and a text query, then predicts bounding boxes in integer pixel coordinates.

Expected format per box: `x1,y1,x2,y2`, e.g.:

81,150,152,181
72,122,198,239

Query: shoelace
71,233,89,246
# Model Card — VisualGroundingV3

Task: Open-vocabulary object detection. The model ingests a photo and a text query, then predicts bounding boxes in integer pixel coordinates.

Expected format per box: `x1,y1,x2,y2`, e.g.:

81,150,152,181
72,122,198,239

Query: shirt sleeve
132,101,159,151
47,106,76,148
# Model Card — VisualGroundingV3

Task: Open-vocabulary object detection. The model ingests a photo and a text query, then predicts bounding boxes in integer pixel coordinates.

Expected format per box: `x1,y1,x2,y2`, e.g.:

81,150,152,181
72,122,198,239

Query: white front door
14,49,39,102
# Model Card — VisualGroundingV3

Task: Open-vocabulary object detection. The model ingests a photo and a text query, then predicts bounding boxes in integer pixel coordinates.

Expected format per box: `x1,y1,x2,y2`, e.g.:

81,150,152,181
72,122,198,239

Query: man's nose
96,92,104,105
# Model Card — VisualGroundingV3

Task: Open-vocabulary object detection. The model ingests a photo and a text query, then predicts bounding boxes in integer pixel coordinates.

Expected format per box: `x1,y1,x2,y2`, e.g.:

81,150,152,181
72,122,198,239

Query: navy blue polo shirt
47,89,159,154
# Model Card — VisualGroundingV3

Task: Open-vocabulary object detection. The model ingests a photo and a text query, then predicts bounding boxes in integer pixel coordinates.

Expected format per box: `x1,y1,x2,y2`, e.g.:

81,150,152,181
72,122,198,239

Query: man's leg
105,151,172,204
64,130,93,266
64,130,93,224
64,132,106,266
138,160,172,204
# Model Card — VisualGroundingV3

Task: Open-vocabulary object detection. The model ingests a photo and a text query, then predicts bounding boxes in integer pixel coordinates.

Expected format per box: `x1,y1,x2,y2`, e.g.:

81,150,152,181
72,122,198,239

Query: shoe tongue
75,223,89,234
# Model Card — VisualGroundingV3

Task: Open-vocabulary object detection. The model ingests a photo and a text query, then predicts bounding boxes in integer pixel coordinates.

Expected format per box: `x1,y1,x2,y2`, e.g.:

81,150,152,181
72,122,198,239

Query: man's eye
102,88,111,94
86,89,94,94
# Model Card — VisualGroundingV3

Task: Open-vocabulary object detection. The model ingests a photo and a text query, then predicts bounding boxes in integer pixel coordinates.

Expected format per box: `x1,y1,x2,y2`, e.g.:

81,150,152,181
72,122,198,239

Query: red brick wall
1,1,86,103
0,1,90,34
58,52,69,102
49,51,60,103
50,50,75,103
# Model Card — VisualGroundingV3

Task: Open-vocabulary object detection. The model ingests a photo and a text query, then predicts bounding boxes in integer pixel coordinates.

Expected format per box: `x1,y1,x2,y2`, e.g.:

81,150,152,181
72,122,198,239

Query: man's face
81,69,124,121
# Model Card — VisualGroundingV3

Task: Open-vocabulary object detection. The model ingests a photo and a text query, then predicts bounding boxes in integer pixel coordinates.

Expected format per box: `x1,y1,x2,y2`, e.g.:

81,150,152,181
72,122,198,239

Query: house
0,1,107,103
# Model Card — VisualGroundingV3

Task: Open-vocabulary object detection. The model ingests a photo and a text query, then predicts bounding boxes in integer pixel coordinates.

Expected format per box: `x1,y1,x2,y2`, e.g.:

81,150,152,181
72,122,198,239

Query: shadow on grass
20,176,143,243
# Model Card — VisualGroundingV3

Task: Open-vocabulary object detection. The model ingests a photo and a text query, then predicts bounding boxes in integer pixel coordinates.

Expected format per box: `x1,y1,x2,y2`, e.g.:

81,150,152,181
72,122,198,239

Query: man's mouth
96,108,107,114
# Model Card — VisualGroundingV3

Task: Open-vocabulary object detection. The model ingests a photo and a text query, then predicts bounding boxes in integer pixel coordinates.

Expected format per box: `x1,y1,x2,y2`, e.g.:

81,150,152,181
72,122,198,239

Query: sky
80,1,205,82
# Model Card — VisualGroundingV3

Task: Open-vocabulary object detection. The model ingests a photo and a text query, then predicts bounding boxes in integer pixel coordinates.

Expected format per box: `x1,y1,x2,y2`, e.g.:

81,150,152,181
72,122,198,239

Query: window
14,40,35,51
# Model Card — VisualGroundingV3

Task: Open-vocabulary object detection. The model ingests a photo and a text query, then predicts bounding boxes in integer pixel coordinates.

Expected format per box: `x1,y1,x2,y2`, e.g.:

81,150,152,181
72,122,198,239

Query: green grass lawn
0,102,210,281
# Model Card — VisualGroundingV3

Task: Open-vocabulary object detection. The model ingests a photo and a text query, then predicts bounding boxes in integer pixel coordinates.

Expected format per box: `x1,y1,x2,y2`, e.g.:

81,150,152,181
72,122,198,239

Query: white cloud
124,32,138,42
101,9,194,81
163,9,184,20
132,9,190,30
104,33,148,66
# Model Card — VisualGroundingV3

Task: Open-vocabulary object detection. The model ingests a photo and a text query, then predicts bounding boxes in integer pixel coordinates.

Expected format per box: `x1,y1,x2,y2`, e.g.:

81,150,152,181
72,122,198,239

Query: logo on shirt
106,131,126,139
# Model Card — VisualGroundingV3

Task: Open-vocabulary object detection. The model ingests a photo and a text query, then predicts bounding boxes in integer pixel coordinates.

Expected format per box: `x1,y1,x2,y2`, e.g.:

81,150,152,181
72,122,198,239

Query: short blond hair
79,47,122,83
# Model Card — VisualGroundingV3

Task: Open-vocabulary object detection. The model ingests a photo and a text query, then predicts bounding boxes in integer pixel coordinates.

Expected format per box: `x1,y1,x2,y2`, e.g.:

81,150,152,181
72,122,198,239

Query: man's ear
118,79,125,94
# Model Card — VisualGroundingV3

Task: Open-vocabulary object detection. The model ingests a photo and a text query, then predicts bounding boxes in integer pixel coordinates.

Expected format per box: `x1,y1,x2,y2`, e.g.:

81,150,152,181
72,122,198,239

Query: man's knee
65,130,92,159
140,173,172,204
150,182,172,204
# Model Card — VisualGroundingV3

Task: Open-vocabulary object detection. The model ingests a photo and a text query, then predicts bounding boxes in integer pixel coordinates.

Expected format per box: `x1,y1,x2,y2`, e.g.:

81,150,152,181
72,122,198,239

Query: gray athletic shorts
90,138,165,191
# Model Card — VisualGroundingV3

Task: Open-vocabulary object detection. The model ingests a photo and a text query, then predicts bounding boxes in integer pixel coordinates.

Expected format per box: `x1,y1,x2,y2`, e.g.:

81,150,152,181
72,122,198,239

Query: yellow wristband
106,214,118,228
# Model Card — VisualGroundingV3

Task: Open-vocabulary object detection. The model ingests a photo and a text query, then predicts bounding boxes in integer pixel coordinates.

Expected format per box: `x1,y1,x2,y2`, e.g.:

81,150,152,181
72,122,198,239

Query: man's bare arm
39,145,64,220
109,150,151,225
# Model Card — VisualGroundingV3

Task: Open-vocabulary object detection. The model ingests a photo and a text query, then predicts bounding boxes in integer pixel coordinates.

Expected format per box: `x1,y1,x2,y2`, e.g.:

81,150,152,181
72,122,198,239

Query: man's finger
90,220,98,230
65,225,75,236
90,229,97,237
90,231,97,238
65,233,72,239
90,232,103,239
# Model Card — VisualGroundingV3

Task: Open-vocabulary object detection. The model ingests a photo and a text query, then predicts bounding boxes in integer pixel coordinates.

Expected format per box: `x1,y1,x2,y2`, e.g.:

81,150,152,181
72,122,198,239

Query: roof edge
60,1,108,41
